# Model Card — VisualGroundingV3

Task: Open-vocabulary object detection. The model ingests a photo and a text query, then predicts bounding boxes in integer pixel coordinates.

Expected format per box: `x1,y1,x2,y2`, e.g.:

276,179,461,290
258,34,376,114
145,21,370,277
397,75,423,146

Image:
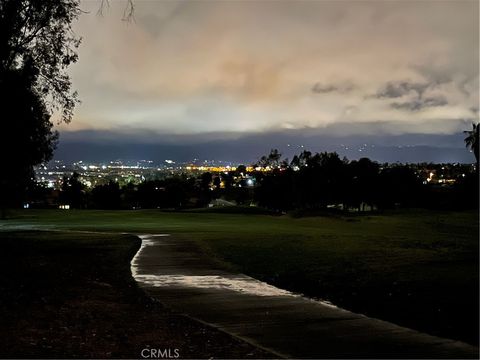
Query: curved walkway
131,234,478,359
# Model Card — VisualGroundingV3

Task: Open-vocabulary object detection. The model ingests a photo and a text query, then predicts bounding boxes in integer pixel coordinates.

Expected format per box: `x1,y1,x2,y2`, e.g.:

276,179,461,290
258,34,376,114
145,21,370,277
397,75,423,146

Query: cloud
139,1,188,37
55,123,475,164
390,96,448,112
375,81,431,99
61,0,478,138
312,82,355,94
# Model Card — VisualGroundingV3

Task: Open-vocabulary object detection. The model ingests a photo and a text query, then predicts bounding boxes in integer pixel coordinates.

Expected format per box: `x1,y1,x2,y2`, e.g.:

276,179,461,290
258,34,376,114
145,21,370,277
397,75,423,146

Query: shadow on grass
0,230,273,359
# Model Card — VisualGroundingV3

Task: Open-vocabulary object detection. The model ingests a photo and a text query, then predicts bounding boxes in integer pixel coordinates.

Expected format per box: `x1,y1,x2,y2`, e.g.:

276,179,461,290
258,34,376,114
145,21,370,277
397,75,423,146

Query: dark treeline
253,150,477,212
26,150,478,213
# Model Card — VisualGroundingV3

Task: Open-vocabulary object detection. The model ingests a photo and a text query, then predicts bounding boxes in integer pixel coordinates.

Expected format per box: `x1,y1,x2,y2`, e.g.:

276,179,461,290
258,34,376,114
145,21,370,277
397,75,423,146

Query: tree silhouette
60,172,85,208
1,0,81,122
257,149,282,168
347,158,380,210
464,123,479,164
0,59,58,210
236,165,247,175
91,180,121,209
0,0,81,210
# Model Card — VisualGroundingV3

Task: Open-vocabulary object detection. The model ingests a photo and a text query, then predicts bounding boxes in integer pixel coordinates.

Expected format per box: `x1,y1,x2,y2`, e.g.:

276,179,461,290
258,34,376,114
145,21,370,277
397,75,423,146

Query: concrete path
131,234,479,359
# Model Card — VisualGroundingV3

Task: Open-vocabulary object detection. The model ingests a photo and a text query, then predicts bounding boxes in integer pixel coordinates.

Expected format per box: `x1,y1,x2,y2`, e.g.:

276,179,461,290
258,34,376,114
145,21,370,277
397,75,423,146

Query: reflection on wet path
134,274,298,297
132,234,297,297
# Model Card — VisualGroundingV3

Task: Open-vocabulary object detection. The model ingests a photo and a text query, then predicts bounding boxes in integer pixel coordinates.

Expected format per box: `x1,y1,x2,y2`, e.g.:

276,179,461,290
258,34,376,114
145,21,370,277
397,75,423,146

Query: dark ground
0,230,273,359
1,209,478,349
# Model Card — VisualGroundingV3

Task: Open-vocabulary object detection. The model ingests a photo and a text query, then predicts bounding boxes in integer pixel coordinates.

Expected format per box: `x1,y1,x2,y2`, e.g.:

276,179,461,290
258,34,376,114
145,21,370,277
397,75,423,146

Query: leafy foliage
464,123,479,163
0,0,81,207
0,0,81,122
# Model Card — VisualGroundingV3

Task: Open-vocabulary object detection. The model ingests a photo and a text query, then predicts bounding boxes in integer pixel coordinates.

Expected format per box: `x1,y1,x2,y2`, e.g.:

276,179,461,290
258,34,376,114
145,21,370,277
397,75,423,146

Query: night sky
55,0,479,163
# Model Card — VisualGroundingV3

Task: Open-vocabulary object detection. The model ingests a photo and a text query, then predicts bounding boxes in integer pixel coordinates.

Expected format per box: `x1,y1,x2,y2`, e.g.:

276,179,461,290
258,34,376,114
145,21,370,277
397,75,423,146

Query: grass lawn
0,230,272,358
1,208,478,346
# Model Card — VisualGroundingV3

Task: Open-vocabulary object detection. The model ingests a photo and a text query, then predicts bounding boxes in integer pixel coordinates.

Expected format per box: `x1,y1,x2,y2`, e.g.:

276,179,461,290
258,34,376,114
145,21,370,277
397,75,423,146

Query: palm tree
464,123,479,164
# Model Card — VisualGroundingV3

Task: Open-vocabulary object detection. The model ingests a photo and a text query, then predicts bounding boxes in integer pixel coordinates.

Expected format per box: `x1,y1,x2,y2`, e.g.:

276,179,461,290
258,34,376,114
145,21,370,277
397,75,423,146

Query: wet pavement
132,234,479,359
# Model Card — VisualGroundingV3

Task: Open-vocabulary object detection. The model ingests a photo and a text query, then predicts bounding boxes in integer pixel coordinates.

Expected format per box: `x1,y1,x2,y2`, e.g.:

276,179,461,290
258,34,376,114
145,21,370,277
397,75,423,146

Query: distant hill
54,129,474,164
